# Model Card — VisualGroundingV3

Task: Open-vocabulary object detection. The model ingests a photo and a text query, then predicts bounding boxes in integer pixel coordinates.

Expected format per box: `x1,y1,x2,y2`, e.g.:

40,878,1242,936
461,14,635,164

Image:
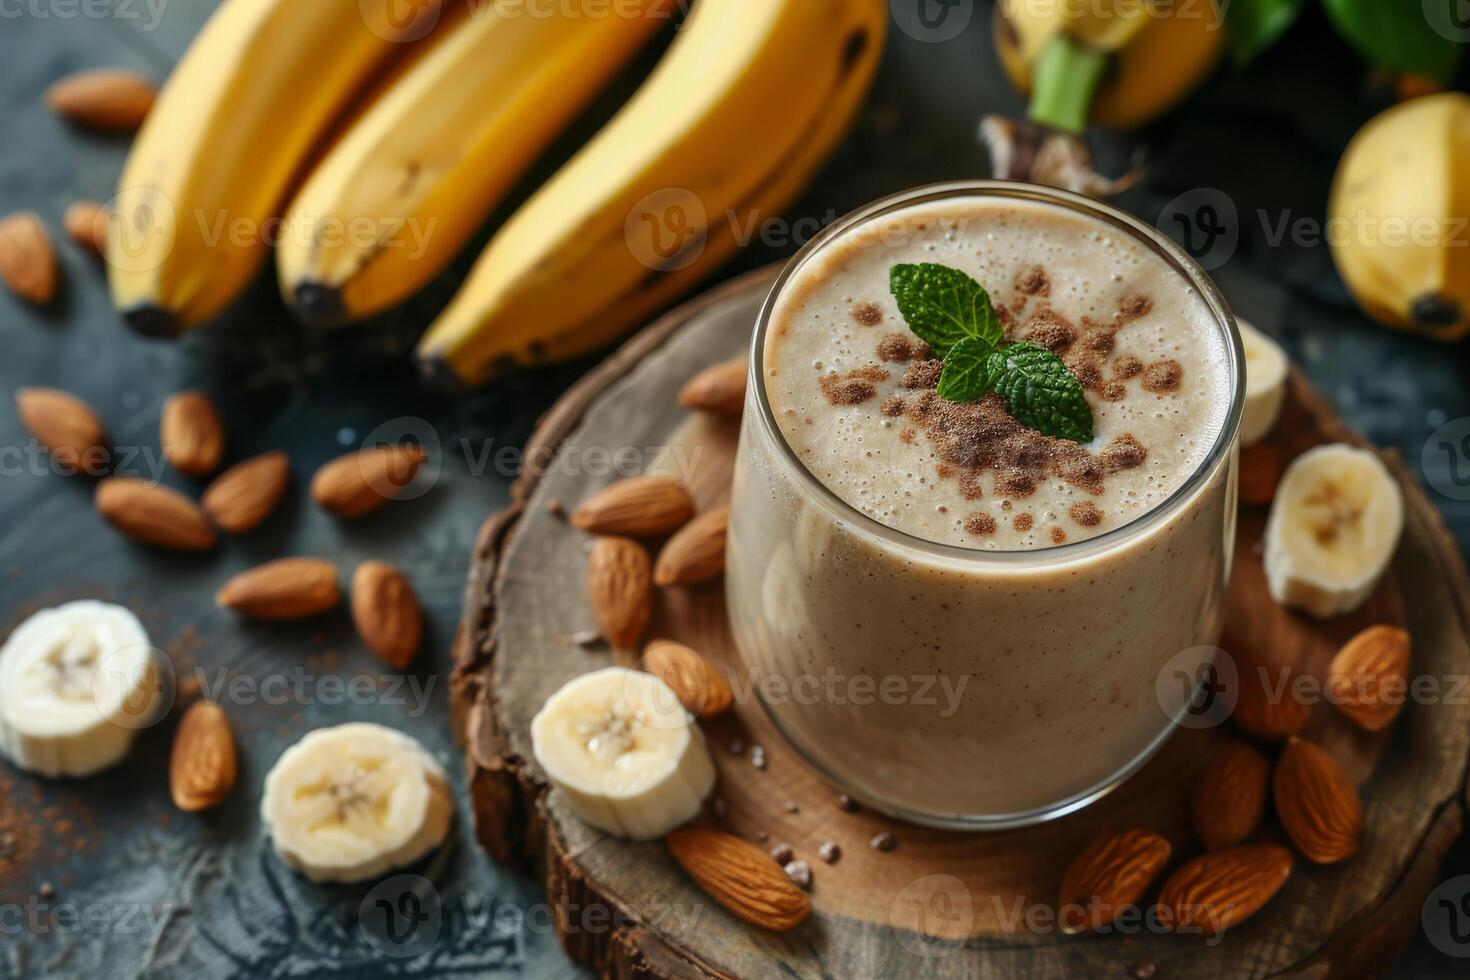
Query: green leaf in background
936,337,1002,403
987,343,1094,443
889,263,1002,357
1225,0,1307,67
1322,0,1465,83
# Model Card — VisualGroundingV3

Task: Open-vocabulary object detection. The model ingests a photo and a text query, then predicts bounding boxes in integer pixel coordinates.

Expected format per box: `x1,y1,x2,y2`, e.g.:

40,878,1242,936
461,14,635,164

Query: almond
666,828,810,931
45,68,157,131
1238,442,1282,506
1229,651,1309,742
161,391,225,477
571,476,695,537
1192,737,1270,850
96,477,215,551
643,640,733,719
654,507,729,587
311,443,427,518
63,200,108,257
679,357,747,416
1327,625,1411,732
1274,736,1363,864
16,387,109,474
1156,844,1292,934
169,701,236,813
352,561,423,669
217,558,340,620
586,536,653,649
0,211,58,305
201,451,290,534
1057,828,1171,934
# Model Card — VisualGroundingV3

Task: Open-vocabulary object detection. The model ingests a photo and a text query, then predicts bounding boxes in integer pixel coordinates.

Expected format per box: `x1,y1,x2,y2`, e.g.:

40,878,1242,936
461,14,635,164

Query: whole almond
1156,844,1293,934
1229,652,1310,743
161,391,225,477
96,477,215,551
1057,828,1171,934
45,68,157,131
16,387,109,474
0,211,58,305
654,507,729,587
643,640,733,719
1274,736,1363,864
666,828,810,931
571,476,695,537
63,200,108,257
1238,443,1283,506
1192,738,1271,850
170,701,236,813
1327,625,1411,732
201,451,290,534
679,357,747,416
217,558,340,620
352,561,423,670
311,444,427,518
587,536,653,649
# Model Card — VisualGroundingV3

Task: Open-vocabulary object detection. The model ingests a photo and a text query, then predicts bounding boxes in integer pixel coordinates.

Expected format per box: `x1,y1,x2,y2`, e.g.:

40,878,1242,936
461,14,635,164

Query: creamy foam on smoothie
763,196,1231,550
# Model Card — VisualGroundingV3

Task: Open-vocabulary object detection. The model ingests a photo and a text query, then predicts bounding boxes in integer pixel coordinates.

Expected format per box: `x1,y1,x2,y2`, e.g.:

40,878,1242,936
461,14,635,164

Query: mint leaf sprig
888,263,1094,443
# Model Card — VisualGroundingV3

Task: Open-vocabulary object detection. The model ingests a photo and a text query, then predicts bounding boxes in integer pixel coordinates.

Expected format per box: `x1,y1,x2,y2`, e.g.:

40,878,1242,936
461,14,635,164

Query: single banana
0,601,162,778
1328,92,1470,340
108,0,442,336
1264,444,1403,617
531,667,715,840
1238,318,1288,446
416,0,887,386
261,722,454,883
278,0,673,325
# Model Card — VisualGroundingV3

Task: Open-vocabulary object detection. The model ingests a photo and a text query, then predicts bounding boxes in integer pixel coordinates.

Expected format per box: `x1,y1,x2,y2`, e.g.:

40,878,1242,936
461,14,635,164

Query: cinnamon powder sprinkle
1069,500,1103,526
1015,265,1050,297
1141,359,1183,393
1101,382,1127,402
880,395,905,417
819,365,889,405
964,512,996,536
1022,309,1075,353
901,359,943,389
899,428,916,444
1118,293,1154,320
1098,433,1147,472
876,333,928,363
852,301,882,326
1113,354,1142,379
1050,527,1067,544
1013,512,1034,532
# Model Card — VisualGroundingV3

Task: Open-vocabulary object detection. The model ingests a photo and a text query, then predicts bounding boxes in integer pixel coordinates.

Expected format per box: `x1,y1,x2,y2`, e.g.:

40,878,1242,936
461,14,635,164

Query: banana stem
1028,35,1109,135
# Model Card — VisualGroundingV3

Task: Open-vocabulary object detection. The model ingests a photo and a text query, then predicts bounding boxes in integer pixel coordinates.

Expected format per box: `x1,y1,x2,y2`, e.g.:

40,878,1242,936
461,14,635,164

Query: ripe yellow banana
278,0,674,325
107,0,441,336
417,0,887,387
1329,92,1470,340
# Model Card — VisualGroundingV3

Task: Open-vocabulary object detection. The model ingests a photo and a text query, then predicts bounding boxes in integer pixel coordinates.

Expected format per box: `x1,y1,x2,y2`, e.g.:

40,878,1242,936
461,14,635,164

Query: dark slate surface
0,2,1466,977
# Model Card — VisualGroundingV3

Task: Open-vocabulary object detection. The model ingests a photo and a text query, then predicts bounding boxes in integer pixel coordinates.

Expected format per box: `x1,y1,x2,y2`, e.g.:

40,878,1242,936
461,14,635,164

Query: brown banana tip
290,282,347,325
123,304,181,339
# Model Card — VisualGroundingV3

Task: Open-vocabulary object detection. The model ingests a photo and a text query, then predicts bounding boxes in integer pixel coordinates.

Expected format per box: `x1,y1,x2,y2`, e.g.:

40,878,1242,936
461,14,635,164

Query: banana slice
1264,444,1403,617
532,667,715,840
261,723,454,883
0,600,161,778
1238,318,1288,446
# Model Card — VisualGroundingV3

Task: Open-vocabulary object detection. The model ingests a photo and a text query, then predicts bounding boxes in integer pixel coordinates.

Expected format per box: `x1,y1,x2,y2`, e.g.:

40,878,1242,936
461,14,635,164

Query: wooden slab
450,266,1470,979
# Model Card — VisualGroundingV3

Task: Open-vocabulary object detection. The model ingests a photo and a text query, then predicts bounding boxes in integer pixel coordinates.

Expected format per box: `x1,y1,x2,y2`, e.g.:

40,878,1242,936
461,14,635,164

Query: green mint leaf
1322,0,1463,83
889,263,1002,356
937,337,1002,403
988,343,1094,443
1226,0,1306,68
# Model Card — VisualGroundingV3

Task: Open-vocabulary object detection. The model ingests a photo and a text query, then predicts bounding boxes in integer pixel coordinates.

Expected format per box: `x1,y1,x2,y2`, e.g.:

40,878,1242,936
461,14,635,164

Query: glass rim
746,179,1246,567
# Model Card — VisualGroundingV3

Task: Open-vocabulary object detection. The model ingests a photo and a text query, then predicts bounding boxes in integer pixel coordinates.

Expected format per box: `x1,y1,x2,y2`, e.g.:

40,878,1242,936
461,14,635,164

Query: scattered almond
310,443,427,518
643,640,733,719
45,68,157,131
679,356,747,416
216,558,340,620
1229,651,1310,742
1192,737,1271,850
1274,736,1363,864
1057,828,1171,934
161,391,225,477
63,200,108,257
666,828,810,931
586,536,652,649
0,211,58,305
571,476,695,537
169,700,236,813
16,387,109,474
96,477,215,551
351,561,423,670
654,506,729,587
201,451,290,534
1327,625,1411,732
1155,844,1293,934
1238,443,1282,506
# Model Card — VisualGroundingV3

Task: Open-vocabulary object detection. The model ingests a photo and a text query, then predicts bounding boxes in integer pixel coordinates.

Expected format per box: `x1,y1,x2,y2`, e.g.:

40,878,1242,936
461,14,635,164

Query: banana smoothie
726,184,1242,825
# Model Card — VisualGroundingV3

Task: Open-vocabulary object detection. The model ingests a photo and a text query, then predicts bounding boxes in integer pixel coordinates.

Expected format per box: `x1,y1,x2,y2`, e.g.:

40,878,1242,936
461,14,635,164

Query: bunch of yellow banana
1328,93,1470,341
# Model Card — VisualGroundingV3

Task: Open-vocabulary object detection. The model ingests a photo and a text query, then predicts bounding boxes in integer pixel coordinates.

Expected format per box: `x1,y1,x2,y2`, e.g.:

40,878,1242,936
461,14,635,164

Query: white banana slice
1238,318,1288,446
1264,444,1403,617
532,667,715,840
0,600,161,778
261,723,454,883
